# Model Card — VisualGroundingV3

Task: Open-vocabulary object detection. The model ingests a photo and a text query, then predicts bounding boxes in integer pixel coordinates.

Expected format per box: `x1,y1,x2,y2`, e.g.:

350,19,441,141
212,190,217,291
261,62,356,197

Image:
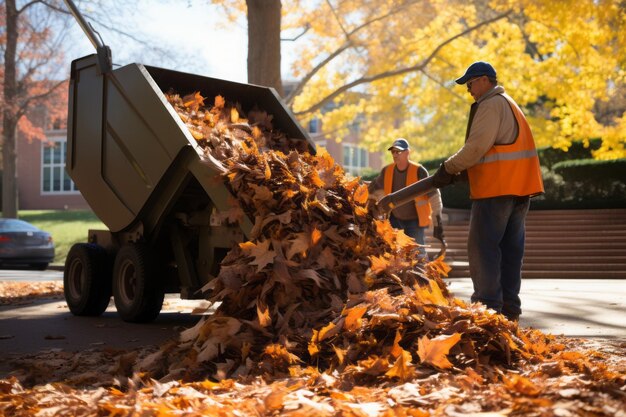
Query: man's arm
367,169,386,193
444,102,500,174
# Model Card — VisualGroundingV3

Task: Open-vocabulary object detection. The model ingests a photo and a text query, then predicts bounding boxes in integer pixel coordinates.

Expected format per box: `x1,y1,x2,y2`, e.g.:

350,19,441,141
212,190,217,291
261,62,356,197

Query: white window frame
342,143,369,175
41,134,79,195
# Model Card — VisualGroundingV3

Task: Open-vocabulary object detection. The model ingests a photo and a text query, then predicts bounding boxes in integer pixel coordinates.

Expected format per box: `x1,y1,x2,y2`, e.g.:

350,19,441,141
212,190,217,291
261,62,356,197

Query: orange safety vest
383,162,432,227
467,94,544,199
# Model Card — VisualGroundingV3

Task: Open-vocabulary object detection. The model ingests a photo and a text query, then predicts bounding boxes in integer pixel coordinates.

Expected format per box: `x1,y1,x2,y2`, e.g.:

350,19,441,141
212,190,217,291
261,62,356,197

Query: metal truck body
63,53,314,322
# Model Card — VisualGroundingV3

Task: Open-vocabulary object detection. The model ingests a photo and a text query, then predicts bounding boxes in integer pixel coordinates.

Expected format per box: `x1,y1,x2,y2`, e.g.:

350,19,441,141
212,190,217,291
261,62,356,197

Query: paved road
447,278,626,339
0,270,624,360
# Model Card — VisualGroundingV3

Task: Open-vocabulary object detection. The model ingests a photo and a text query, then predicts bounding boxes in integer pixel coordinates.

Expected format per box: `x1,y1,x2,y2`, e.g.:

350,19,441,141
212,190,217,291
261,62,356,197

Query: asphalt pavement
0,271,624,362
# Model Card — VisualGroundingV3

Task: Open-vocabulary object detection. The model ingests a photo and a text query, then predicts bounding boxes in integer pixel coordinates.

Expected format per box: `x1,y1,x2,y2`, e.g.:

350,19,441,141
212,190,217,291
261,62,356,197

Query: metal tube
63,0,104,50
64,0,112,73
387,176,435,208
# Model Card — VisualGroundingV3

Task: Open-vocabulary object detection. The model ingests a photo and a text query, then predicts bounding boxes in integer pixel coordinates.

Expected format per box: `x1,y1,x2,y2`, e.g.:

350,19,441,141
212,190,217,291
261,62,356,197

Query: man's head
388,138,410,168
456,61,497,100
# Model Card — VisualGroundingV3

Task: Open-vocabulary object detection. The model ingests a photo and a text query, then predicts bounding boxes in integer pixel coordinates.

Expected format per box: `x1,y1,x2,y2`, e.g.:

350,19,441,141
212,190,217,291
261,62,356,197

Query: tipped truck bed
64,54,314,321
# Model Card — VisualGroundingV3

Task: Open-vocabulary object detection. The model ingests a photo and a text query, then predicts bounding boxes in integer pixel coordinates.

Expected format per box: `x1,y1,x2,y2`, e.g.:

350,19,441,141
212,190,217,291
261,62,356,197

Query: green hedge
536,139,602,169
421,154,626,210
552,158,626,182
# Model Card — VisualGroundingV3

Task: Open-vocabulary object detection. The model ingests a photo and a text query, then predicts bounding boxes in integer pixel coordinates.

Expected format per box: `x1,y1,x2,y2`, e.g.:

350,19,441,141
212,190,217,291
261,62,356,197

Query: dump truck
62,0,315,322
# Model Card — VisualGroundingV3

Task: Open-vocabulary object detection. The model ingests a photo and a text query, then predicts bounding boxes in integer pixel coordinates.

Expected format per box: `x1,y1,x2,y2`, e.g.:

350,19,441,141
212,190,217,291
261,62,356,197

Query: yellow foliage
279,0,626,160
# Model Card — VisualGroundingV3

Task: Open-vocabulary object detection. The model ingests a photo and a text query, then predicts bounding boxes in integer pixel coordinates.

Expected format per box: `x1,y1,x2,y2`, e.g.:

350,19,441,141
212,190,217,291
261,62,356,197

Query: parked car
0,218,55,270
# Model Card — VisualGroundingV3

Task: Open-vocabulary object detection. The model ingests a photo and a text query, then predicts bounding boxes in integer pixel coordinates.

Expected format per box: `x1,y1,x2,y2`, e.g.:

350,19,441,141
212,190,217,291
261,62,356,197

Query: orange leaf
355,205,368,217
317,322,339,341
390,329,403,358
344,306,367,331
309,170,324,188
385,349,416,381
368,255,389,274
257,300,271,327
503,374,541,396
264,388,286,411
395,228,419,249
413,280,450,306
333,345,347,364
182,91,204,111
353,183,369,205
230,107,240,123
214,95,225,109
417,333,461,369
311,227,322,246
264,162,272,180
308,331,320,356
374,220,396,248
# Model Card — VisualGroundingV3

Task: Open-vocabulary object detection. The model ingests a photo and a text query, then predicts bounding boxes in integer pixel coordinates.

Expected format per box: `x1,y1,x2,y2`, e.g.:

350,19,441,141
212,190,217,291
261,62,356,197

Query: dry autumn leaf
417,333,462,369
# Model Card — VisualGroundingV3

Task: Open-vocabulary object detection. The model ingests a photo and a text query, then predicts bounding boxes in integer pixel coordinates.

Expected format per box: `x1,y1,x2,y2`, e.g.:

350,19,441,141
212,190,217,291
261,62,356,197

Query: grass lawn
18,210,107,265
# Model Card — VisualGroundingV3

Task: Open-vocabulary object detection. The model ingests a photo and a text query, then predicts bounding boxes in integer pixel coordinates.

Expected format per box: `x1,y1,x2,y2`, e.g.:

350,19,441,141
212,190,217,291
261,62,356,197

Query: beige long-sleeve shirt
444,85,519,174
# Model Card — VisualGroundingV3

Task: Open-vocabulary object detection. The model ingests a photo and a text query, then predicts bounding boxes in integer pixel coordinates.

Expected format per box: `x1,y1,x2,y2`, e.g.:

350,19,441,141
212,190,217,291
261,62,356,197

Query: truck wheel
112,243,164,323
64,243,112,316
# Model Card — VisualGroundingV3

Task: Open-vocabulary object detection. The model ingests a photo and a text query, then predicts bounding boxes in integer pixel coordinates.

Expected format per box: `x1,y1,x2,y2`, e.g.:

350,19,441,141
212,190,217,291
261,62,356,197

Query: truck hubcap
118,260,137,304
67,258,84,300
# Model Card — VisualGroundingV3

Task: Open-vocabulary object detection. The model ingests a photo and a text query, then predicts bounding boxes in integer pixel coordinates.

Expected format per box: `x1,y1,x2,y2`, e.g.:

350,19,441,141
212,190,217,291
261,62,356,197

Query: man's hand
434,224,445,242
377,194,395,213
432,163,455,188
433,214,445,241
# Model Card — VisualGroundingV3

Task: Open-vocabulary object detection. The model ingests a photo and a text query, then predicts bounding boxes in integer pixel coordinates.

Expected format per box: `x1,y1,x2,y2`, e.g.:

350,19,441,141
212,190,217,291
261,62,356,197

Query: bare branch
420,70,465,101
17,0,70,15
285,0,423,106
294,10,513,117
325,0,349,39
19,79,67,114
285,42,352,106
281,23,310,41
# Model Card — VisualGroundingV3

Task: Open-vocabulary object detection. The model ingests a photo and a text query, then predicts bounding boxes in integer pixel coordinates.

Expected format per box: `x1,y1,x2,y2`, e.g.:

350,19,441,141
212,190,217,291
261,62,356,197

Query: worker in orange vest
369,138,444,259
432,61,544,322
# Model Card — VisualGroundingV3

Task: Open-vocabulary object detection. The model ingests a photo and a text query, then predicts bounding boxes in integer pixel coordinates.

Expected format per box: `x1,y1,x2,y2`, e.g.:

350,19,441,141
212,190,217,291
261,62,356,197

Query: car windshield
0,219,40,232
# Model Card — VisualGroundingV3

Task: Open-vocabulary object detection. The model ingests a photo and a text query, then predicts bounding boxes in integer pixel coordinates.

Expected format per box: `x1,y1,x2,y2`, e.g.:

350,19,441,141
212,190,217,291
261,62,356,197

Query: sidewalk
446,278,626,339
0,271,626,351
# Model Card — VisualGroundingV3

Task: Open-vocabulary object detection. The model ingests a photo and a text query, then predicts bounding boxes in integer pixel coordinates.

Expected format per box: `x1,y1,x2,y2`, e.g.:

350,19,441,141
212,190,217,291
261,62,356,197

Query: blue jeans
389,215,427,258
468,196,530,317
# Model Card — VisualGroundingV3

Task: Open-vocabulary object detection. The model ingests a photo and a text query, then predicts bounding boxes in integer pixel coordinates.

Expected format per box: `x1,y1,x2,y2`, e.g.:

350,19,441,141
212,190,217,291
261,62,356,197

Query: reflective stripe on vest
467,94,544,199
383,162,432,227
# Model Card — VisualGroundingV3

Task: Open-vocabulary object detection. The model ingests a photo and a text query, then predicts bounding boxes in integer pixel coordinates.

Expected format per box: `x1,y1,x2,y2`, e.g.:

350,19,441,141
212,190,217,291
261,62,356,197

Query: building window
342,144,369,175
42,137,78,194
308,118,321,134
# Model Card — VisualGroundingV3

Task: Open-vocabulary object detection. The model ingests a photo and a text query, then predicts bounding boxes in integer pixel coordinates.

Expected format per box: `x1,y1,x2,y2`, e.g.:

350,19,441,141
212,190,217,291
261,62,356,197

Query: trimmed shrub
536,139,602,169
552,158,626,182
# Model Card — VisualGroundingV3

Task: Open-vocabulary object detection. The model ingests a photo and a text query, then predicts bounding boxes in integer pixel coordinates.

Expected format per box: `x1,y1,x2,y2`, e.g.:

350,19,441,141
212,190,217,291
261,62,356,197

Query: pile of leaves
0,281,63,306
1,93,624,416
132,92,530,383
141,92,624,389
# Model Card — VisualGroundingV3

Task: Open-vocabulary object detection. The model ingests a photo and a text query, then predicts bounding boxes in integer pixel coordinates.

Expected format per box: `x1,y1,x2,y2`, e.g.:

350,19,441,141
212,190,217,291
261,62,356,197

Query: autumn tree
213,0,625,162
246,0,283,95
1,0,71,218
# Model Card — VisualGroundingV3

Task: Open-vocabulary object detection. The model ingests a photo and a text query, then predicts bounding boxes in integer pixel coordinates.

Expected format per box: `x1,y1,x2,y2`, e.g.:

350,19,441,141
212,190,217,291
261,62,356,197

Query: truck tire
64,243,112,316
112,243,164,323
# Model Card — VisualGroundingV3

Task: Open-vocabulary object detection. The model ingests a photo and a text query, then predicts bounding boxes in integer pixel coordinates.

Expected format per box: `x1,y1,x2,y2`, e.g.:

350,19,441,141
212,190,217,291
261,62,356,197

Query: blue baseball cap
455,61,496,84
387,138,410,151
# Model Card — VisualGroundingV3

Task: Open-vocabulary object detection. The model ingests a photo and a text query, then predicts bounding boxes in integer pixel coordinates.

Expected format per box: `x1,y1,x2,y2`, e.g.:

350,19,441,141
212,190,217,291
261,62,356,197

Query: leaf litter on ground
1,92,624,416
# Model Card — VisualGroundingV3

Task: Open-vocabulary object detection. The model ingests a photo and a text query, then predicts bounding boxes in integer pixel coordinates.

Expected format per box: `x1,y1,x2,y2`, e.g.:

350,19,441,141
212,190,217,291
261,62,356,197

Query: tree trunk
2,0,19,218
246,0,283,96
